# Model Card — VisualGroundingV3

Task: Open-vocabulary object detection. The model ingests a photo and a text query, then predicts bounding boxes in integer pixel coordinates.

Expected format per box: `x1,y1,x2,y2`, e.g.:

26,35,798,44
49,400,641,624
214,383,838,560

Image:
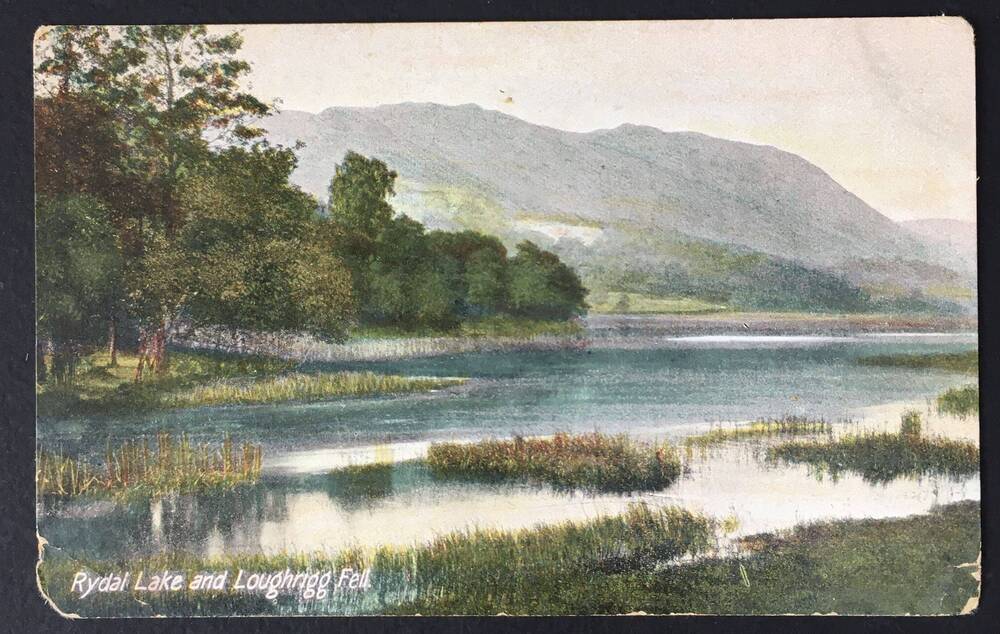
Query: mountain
263,102,975,313
901,219,977,274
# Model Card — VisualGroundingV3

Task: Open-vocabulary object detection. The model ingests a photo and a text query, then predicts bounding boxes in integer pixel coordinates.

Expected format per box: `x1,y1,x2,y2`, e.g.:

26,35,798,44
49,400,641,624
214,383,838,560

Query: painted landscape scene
34,19,980,616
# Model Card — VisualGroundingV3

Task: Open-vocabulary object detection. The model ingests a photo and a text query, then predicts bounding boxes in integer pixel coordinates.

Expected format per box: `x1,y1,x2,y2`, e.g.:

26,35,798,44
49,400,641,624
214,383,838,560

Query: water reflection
39,436,979,562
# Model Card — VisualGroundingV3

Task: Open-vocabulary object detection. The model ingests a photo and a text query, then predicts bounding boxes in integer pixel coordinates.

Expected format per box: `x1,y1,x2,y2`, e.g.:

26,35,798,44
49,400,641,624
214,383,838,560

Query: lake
37,330,979,562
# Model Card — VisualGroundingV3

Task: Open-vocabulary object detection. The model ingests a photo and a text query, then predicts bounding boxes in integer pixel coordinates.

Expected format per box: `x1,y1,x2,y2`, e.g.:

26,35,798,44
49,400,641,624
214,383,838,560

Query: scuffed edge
36,533,81,619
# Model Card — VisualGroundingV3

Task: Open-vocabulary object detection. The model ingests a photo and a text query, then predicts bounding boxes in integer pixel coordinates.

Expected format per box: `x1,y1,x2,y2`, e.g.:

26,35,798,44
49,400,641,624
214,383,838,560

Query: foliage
937,384,979,418
427,432,681,492
328,151,398,245
36,195,124,382
767,412,979,484
37,432,261,499
507,241,588,320
329,153,588,332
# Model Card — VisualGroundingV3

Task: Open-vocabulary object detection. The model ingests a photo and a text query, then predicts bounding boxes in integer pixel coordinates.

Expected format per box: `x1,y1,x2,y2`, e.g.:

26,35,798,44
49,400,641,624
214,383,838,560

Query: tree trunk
108,315,118,367
134,331,147,383
151,322,168,374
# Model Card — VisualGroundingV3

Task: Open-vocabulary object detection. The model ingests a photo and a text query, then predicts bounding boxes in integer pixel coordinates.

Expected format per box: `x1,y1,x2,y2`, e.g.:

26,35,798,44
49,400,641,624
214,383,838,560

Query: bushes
427,432,681,492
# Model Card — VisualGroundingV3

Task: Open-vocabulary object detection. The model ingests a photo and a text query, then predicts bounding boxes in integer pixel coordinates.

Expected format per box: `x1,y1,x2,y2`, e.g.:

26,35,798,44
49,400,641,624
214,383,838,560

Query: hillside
264,103,975,313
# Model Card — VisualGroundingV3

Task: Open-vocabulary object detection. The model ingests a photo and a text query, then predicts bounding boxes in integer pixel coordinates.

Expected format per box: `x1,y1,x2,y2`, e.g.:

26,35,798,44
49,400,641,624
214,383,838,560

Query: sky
226,19,976,223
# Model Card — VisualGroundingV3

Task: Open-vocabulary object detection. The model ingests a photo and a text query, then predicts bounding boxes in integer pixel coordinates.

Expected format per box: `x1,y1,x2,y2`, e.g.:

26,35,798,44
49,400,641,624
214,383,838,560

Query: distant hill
263,103,975,314
901,218,977,274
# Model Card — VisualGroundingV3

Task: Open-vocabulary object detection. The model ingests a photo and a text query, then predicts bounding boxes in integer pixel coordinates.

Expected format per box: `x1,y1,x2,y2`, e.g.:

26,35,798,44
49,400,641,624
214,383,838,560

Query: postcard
34,18,979,617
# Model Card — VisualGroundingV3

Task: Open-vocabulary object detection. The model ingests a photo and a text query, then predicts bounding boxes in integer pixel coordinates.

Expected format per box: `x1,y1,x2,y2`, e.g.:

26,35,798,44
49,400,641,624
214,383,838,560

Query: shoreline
180,312,978,364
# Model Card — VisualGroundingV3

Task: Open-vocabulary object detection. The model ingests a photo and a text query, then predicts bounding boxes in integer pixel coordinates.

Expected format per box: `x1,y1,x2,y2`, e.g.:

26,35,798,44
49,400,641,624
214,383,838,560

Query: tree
428,230,508,317
179,146,356,341
328,151,398,247
36,196,123,383
35,25,272,379
508,241,588,320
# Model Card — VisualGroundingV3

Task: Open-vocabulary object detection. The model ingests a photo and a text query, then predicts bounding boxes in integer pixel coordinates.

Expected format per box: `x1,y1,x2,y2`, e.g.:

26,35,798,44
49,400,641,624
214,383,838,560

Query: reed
36,432,263,498
767,411,979,484
937,384,979,418
426,432,681,492
857,350,978,374
164,372,465,408
36,501,980,616
684,416,833,449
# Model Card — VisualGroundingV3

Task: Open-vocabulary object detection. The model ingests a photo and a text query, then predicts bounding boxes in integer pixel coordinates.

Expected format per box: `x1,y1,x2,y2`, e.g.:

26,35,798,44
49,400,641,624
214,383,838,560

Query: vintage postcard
34,19,979,617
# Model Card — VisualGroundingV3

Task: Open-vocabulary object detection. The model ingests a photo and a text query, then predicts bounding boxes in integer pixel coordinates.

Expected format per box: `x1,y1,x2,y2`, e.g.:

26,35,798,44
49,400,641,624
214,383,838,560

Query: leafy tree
178,146,356,340
508,241,588,320
329,151,398,247
35,25,272,378
36,196,123,383
428,230,508,317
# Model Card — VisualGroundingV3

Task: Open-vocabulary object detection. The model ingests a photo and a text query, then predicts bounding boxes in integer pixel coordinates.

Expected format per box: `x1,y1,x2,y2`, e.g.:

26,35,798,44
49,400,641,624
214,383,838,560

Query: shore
38,500,980,616
180,312,978,364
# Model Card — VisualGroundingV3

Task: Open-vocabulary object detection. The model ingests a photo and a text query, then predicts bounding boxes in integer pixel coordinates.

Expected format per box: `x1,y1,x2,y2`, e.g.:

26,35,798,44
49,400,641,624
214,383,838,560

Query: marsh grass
426,432,681,493
165,372,465,408
937,384,979,418
37,350,464,416
684,417,832,450
36,432,262,499
36,501,980,616
857,350,978,374
38,502,714,616
767,411,979,484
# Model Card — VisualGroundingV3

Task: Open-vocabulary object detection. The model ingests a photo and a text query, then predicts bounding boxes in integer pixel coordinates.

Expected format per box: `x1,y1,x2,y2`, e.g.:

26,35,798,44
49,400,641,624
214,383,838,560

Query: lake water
37,331,979,562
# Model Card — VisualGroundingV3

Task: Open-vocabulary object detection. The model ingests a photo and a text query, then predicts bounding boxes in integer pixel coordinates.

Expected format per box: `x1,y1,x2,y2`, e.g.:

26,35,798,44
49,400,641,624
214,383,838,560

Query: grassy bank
938,384,979,417
684,417,832,450
37,432,261,499
37,501,979,616
768,412,979,484
857,350,978,374
37,350,465,417
426,433,682,492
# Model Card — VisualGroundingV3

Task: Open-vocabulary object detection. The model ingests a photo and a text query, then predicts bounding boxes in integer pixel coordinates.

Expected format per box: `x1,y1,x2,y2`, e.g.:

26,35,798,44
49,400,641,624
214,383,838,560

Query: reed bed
937,384,979,418
38,502,714,616
37,432,262,498
165,372,466,408
36,501,981,616
426,432,681,492
767,411,979,484
857,350,978,374
684,416,833,450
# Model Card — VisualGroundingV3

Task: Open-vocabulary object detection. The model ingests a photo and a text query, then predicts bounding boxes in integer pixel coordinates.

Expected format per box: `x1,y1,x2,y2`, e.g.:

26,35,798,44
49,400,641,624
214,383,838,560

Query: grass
857,350,978,374
426,432,682,493
36,501,979,616
937,384,979,418
36,432,262,499
684,417,832,450
37,350,465,417
589,292,728,315
164,372,465,409
767,411,979,484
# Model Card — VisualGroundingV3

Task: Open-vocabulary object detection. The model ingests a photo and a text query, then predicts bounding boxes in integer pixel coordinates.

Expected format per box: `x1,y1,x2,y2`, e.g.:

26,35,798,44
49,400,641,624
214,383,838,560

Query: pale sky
229,19,976,223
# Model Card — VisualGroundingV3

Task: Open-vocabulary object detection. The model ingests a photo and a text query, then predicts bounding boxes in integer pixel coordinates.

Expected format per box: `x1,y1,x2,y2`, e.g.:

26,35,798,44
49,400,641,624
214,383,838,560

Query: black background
1,1,997,632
